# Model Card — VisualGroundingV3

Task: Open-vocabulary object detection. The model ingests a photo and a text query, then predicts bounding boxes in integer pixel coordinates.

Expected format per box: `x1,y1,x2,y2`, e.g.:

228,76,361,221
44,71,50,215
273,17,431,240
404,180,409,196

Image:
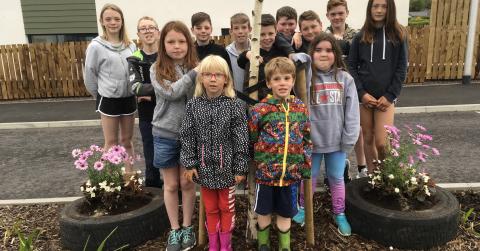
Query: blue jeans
139,120,162,188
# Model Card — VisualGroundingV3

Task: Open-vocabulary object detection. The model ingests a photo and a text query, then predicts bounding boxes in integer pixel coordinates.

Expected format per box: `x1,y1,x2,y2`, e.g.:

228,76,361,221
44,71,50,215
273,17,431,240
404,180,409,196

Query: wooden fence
0,27,479,100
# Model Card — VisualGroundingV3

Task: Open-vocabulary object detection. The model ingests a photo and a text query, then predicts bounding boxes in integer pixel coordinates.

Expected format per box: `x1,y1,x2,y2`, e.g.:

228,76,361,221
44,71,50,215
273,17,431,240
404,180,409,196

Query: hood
226,40,251,57
260,94,296,105
92,36,129,52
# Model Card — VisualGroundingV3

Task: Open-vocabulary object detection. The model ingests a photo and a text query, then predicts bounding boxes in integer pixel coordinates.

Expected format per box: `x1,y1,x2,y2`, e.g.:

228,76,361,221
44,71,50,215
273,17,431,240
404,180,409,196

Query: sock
357,165,366,172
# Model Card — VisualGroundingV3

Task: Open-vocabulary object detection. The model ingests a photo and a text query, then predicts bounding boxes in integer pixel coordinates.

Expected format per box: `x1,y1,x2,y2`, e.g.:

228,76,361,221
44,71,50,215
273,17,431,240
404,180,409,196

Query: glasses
138,26,158,33
201,72,225,79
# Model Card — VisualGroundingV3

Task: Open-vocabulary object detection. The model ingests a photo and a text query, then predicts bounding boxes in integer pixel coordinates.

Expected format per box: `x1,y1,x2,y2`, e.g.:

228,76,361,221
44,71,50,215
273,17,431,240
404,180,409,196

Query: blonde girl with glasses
180,55,249,251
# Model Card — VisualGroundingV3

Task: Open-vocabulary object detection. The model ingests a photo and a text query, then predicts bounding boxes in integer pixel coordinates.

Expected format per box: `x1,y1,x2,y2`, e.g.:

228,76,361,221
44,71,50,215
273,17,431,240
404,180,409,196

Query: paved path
1,111,479,200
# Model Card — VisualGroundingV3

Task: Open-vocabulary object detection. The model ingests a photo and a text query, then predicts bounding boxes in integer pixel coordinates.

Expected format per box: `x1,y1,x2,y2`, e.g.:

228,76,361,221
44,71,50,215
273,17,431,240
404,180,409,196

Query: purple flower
110,155,122,165
89,144,101,151
431,148,440,156
408,155,415,165
93,161,104,171
417,150,427,162
416,124,427,131
422,144,431,149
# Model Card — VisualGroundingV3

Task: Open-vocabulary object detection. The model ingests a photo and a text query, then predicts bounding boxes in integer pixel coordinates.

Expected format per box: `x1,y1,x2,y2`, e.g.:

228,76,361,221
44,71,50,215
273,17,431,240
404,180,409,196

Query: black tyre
60,187,168,251
346,178,460,250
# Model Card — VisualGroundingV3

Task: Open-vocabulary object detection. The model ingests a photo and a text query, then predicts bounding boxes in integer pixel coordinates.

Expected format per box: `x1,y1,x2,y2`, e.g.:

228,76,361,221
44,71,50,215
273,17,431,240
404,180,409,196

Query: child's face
101,9,122,37
230,22,252,44
276,17,297,37
313,41,335,71
137,19,159,46
191,20,212,43
300,20,322,42
267,71,295,100
201,71,227,98
326,5,349,29
164,30,188,64
371,0,387,23
260,25,276,51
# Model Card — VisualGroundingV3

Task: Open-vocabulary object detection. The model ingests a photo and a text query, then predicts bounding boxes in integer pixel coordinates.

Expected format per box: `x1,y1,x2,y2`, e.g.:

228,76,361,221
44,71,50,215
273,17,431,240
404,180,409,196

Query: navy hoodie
347,27,408,102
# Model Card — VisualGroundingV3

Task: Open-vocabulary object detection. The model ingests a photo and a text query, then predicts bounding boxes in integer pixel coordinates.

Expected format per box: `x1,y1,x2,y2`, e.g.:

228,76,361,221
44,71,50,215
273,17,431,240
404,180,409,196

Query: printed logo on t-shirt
310,82,344,105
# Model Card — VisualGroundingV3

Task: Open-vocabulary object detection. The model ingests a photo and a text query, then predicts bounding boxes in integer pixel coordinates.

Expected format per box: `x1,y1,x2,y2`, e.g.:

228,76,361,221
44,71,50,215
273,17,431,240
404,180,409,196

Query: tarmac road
1,111,479,200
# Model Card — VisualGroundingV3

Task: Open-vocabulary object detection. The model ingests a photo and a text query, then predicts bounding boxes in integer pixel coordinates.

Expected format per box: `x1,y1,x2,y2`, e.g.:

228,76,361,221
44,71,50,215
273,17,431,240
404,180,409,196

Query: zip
279,102,290,186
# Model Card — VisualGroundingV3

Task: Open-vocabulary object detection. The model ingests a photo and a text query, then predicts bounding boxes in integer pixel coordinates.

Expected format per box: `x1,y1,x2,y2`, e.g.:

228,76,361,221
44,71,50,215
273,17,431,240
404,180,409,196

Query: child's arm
341,74,361,153
180,101,199,170
347,35,366,100
300,105,313,179
231,100,250,179
128,56,155,96
83,44,99,97
237,50,249,70
151,66,197,101
385,38,408,103
274,33,295,57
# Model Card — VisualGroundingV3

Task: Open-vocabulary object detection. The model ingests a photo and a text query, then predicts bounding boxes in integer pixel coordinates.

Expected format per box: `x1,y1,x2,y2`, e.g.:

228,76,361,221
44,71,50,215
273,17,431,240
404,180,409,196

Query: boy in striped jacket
248,57,312,251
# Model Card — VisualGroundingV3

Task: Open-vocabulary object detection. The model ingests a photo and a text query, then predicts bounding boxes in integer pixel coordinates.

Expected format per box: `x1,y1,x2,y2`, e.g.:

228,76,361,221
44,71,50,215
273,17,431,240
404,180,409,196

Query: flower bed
1,191,479,251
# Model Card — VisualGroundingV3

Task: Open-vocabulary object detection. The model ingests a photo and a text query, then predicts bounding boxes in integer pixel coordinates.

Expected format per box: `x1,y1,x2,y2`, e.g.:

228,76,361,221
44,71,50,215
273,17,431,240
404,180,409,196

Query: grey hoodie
226,41,250,92
150,64,197,140
308,69,360,154
84,36,136,98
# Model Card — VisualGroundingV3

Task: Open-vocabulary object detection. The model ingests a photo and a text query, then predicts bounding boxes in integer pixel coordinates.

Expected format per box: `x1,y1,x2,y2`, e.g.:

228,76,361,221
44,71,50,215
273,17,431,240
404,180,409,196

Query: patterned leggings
201,186,236,233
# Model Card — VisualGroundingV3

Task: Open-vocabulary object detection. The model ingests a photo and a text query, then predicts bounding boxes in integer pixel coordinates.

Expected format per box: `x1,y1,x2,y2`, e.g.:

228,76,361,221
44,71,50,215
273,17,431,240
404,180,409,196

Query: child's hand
361,93,378,109
235,175,245,185
376,96,392,111
183,169,198,183
292,32,303,50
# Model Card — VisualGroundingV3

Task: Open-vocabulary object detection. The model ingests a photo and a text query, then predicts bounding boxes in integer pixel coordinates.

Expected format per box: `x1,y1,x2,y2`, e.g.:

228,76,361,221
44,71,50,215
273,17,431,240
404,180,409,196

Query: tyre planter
60,187,168,251
346,178,460,250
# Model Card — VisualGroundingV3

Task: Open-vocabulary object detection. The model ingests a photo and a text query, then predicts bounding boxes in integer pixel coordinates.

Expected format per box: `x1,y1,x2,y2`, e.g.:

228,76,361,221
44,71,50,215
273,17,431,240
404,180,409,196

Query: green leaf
462,208,475,224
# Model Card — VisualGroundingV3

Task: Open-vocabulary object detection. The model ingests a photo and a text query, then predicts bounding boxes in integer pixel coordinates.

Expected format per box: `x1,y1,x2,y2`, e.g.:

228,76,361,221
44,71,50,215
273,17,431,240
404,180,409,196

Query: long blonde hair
194,55,235,98
99,3,131,45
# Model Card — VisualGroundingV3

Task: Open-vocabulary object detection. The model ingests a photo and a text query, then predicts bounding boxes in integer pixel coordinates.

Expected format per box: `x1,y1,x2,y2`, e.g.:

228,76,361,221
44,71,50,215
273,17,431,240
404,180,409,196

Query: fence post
463,0,479,84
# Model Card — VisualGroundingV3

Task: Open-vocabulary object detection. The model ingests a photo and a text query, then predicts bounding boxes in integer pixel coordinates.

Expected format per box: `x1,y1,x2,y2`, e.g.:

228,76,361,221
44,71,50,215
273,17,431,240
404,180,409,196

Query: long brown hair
361,0,406,44
309,32,346,83
155,21,197,83
99,4,131,45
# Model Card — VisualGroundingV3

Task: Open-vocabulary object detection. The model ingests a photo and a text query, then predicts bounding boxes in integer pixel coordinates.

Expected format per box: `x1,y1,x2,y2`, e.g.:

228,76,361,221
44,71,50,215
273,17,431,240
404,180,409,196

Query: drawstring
201,144,205,167
370,26,387,63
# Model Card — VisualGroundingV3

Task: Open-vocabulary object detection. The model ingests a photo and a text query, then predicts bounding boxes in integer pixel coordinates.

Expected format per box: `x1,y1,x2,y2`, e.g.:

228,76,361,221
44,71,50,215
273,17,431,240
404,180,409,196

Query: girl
84,4,136,175
181,55,249,251
150,21,198,251
128,16,162,188
347,0,408,173
308,33,360,236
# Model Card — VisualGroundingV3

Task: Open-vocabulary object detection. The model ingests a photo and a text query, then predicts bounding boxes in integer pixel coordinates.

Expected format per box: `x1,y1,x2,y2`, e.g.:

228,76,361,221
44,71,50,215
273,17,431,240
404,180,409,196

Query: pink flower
72,149,82,158
422,144,431,149
416,124,427,131
93,161,104,171
75,160,88,170
110,156,122,165
418,134,433,141
431,148,440,156
417,150,427,162
408,155,415,165
391,149,399,157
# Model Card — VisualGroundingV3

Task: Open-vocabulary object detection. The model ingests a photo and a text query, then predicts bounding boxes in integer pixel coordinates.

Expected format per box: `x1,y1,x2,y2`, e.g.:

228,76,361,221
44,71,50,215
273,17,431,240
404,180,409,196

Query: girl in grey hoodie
83,4,136,174
308,33,360,236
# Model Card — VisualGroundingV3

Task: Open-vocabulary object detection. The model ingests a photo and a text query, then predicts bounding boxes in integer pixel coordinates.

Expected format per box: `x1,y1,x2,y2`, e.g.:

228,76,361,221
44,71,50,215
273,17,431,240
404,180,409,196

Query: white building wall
1,0,27,45
95,0,409,40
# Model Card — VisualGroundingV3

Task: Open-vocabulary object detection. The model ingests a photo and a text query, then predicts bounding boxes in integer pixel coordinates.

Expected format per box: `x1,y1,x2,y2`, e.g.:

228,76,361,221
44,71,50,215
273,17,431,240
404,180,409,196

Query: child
308,33,360,236
325,0,367,180
237,14,294,102
148,20,198,251
293,10,323,53
347,0,408,173
276,6,298,41
84,4,136,175
226,13,252,92
128,16,163,188
191,12,231,69
249,57,312,251
180,55,249,251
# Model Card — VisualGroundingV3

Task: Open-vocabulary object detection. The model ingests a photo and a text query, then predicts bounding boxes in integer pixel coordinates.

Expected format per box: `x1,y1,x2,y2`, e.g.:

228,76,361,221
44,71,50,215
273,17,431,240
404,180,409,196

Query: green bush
408,16,430,26
410,0,426,11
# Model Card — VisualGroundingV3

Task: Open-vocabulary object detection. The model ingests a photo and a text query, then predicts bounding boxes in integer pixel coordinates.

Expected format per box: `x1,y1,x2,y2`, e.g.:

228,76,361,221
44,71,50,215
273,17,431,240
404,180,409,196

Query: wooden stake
247,0,264,240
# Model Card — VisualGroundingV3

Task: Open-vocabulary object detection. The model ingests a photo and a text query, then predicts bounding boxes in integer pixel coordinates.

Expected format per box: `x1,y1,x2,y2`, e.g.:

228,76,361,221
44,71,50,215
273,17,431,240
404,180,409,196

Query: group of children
83,0,408,250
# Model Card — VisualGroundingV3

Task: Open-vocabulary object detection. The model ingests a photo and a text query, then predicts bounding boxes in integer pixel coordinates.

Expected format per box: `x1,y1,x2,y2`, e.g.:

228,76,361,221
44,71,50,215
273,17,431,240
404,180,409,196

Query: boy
325,0,357,58
276,6,298,41
191,12,231,69
294,10,323,53
249,57,312,251
226,13,252,92
237,14,294,102
128,16,163,188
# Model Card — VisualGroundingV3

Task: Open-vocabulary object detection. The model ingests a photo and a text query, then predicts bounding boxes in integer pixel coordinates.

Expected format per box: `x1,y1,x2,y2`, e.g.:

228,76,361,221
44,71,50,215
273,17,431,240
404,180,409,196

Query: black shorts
96,94,137,117
254,184,298,218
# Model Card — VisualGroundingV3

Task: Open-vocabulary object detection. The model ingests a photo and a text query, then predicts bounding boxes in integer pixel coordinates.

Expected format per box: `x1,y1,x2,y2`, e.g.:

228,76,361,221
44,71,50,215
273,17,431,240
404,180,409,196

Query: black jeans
139,120,163,188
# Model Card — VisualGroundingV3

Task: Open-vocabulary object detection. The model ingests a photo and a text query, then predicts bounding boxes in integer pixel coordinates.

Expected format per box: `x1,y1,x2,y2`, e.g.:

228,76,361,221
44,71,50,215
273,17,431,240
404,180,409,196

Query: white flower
368,174,373,178
80,186,84,192
138,178,143,185
423,176,430,183
424,186,431,196
388,174,395,180
136,170,142,174
121,167,126,174
116,186,121,191
90,192,96,198
394,188,400,193
368,180,376,186
86,180,91,186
